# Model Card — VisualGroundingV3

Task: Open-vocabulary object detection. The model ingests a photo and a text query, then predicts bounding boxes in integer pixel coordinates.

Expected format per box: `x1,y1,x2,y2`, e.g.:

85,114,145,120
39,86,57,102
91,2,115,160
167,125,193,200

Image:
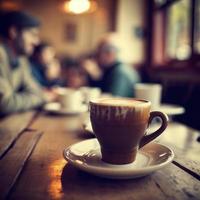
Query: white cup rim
90,97,151,108
134,83,162,89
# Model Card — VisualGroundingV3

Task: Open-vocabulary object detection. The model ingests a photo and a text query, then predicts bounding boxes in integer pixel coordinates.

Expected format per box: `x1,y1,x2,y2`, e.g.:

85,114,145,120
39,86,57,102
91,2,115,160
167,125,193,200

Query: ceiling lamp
64,0,97,15
0,0,21,10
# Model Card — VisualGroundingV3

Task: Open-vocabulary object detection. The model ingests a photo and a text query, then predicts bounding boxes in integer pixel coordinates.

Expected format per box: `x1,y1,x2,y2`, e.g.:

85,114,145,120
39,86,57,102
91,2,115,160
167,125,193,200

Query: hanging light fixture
0,0,22,10
63,0,97,15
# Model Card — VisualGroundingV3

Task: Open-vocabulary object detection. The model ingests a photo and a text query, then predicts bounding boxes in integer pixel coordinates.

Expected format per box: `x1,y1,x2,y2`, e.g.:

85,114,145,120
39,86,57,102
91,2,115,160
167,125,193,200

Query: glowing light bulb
68,0,90,14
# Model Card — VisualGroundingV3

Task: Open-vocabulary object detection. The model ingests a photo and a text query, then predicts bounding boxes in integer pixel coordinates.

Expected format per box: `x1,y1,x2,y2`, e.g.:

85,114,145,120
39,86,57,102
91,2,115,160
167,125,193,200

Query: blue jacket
30,60,63,88
90,62,140,97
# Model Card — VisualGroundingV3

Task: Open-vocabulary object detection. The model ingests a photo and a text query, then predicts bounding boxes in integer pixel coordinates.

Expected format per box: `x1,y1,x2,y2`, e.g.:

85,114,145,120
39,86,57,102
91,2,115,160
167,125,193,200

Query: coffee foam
94,98,148,107
90,98,150,121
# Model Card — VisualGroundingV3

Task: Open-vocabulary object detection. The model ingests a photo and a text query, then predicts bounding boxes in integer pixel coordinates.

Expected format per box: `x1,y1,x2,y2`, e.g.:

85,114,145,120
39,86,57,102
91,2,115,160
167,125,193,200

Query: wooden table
0,111,200,200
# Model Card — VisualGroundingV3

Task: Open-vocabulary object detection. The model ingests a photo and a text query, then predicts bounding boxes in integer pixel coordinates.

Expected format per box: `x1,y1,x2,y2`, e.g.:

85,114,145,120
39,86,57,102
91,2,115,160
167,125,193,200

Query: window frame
147,0,200,69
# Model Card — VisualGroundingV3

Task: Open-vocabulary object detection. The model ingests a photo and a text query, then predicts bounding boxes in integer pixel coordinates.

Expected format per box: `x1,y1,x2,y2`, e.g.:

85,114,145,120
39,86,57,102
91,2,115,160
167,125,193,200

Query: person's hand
81,59,102,80
46,59,61,80
43,89,59,102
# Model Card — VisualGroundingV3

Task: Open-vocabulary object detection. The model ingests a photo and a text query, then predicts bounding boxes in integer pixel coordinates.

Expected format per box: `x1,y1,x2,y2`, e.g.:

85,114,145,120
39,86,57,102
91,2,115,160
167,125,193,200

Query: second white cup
134,83,162,110
57,88,83,111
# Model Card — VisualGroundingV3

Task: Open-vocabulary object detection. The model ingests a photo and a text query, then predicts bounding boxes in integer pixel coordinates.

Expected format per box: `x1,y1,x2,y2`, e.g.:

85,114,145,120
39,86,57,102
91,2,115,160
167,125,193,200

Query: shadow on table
61,163,150,198
75,130,95,140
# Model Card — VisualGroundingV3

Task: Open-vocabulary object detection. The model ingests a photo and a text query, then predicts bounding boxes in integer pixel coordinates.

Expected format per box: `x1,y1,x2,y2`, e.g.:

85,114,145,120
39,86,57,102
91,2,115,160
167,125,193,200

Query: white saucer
63,139,174,179
157,104,185,116
43,102,88,115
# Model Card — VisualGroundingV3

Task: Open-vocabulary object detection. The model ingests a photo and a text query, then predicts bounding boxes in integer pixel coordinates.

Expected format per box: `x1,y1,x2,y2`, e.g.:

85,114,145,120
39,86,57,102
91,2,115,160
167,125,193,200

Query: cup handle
139,111,168,148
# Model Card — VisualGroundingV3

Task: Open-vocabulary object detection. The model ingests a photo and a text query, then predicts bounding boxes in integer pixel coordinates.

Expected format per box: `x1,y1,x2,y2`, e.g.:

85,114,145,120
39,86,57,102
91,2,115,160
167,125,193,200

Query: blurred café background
0,0,200,129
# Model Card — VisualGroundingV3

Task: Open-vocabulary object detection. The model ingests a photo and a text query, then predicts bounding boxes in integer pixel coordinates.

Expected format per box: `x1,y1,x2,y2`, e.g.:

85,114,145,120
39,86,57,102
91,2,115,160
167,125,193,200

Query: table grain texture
0,111,199,200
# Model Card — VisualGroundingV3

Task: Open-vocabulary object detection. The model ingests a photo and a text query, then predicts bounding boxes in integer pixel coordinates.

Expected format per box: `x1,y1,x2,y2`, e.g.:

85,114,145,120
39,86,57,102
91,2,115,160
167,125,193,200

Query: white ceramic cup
57,88,83,111
134,83,162,110
80,87,101,103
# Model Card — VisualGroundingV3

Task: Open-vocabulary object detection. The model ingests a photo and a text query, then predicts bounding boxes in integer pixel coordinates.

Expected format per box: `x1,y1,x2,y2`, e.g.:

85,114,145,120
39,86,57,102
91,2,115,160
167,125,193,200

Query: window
151,0,200,66
195,0,200,53
166,0,191,60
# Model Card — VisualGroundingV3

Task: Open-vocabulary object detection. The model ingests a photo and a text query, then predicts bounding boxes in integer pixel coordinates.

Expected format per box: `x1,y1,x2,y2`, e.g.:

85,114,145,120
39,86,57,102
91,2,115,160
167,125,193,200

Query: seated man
82,33,141,97
0,11,55,116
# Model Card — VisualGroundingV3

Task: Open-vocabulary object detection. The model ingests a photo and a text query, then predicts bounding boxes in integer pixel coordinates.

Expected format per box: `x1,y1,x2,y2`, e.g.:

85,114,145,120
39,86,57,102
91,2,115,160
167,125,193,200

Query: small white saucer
43,102,88,115
157,104,185,116
63,139,174,179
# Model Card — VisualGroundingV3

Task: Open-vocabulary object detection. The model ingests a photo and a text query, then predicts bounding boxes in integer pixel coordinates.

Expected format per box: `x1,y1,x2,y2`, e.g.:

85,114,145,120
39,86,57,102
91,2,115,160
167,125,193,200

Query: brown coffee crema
90,98,151,124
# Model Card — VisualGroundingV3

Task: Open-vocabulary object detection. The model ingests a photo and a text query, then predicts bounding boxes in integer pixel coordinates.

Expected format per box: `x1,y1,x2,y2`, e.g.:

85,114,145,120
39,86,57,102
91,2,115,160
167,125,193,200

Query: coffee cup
80,87,101,104
57,88,83,111
90,98,168,164
134,84,162,110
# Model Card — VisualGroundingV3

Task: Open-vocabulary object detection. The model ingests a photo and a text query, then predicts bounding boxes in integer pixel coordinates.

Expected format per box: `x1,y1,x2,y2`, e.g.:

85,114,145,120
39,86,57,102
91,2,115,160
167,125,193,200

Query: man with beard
0,11,56,115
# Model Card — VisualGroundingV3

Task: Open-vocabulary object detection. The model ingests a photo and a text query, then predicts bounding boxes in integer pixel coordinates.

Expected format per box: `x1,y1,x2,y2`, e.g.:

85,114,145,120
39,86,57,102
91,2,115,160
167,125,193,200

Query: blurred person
63,60,87,89
81,33,141,97
30,42,64,88
0,11,56,116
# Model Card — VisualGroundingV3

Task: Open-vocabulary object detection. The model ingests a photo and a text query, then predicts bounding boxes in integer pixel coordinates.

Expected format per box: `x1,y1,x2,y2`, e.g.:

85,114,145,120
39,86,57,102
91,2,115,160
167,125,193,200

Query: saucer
157,104,185,116
43,102,88,115
63,139,174,179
